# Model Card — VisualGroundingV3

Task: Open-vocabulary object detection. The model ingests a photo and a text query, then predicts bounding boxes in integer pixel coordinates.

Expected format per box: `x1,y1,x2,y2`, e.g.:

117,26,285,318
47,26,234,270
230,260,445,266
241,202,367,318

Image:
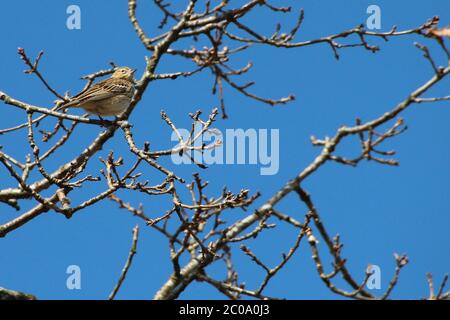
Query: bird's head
112,67,136,80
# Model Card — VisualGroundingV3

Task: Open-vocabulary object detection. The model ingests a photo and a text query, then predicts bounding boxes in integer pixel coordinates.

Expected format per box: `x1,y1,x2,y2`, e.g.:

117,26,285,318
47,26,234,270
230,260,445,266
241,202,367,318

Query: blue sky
0,1,449,300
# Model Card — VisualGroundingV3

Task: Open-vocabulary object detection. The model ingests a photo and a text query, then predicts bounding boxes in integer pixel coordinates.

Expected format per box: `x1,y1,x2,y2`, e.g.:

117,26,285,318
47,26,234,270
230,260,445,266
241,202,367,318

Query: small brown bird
58,67,136,116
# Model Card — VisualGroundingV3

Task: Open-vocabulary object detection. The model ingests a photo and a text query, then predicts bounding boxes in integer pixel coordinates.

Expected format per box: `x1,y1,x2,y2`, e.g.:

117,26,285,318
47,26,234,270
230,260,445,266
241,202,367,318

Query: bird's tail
56,99,79,111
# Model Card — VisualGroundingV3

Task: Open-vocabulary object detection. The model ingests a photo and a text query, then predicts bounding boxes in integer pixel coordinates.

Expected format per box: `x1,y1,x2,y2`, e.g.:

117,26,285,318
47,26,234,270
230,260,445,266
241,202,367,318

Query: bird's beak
131,69,137,74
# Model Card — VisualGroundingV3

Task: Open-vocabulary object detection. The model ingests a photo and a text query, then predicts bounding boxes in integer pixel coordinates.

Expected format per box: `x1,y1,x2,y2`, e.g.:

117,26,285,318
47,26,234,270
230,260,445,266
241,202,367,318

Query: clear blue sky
0,1,449,299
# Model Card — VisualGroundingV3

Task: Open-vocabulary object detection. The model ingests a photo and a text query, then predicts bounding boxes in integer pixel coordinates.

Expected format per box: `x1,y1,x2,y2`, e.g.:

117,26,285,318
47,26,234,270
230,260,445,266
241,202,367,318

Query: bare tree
0,1,449,300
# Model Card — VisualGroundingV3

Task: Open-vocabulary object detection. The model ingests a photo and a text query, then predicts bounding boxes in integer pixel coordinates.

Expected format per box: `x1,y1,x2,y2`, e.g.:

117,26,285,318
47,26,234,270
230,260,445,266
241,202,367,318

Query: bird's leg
96,115,111,127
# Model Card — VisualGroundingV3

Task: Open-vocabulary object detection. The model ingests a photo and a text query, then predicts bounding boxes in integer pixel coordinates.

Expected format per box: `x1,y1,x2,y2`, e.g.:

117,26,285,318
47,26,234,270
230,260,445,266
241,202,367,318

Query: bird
58,66,136,117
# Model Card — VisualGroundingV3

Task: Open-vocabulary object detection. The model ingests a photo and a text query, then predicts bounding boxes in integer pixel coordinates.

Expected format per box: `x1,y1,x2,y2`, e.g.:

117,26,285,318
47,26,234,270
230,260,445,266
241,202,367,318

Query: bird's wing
63,79,131,107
